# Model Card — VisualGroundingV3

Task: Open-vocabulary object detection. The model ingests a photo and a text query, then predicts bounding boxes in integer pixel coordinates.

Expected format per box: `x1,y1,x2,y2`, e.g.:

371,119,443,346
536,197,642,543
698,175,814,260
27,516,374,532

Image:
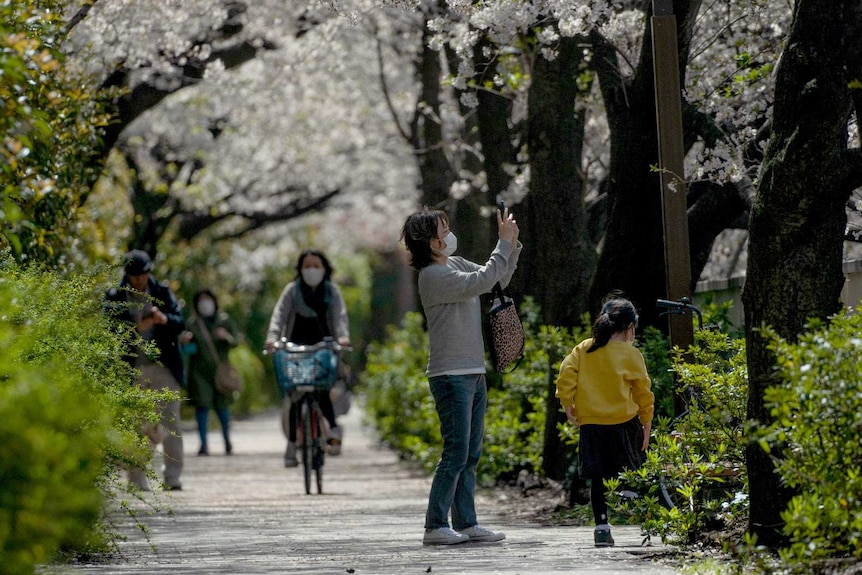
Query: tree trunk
517,36,594,481
411,21,456,211
587,1,702,328
742,0,861,547
587,29,665,325
447,42,493,264
474,38,517,251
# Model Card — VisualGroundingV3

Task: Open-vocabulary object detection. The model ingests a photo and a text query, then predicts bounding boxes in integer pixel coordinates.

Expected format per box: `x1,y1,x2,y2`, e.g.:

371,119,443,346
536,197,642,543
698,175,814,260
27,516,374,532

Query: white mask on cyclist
301,267,326,288
438,231,457,257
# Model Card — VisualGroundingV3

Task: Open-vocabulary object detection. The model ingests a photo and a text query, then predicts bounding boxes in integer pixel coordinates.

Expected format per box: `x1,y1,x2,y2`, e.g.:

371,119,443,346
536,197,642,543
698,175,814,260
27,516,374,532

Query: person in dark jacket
182,289,239,456
105,249,186,491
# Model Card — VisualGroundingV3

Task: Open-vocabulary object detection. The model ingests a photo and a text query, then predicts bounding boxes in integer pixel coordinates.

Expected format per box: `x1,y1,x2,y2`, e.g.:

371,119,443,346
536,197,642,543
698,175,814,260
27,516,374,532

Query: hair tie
601,302,612,314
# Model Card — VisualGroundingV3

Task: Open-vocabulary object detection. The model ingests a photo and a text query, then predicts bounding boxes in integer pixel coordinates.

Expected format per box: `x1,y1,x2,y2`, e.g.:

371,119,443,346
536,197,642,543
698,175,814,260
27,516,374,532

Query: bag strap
500,356,523,374
196,316,220,360
491,282,505,302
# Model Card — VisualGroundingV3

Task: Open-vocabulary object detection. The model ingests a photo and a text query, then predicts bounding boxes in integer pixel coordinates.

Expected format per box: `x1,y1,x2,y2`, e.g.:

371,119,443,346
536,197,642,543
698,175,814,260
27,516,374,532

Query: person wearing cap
104,249,186,491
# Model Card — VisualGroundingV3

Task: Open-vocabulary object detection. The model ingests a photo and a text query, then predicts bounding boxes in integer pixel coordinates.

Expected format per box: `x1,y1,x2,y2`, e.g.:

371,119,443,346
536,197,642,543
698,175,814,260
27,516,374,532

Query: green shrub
481,299,564,483
762,309,862,561
639,326,676,421
0,258,162,572
361,312,441,469
230,343,275,416
613,328,749,544
0,363,108,574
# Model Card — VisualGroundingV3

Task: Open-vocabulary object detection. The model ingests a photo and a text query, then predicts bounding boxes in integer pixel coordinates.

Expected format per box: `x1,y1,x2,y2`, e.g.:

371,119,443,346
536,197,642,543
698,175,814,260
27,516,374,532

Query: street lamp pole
651,0,693,415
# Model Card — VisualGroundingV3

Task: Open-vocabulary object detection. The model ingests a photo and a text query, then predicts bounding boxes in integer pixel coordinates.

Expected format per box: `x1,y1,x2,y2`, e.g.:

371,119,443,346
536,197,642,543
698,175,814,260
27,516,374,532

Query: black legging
590,478,610,525
288,390,337,442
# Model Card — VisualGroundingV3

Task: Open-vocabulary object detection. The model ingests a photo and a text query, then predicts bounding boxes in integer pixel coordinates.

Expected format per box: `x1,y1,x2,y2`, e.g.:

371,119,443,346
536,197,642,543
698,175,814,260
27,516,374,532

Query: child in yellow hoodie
555,296,654,547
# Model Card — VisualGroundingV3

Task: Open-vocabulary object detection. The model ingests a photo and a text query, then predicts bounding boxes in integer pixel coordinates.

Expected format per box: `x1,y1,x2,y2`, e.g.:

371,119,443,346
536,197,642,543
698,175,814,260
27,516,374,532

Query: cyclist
265,249,351,467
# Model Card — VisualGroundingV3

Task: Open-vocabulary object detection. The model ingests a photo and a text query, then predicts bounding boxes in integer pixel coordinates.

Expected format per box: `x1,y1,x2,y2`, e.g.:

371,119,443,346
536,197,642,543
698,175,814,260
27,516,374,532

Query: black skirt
578,416,645,480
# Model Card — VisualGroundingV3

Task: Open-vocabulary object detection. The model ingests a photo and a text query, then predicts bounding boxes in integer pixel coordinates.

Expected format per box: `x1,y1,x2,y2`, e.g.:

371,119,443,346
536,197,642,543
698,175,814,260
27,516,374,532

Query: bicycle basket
273,348,338,393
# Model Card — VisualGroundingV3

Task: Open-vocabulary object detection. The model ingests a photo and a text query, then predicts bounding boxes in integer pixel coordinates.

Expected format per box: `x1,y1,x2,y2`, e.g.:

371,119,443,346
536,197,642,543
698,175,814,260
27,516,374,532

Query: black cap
124,249,153,275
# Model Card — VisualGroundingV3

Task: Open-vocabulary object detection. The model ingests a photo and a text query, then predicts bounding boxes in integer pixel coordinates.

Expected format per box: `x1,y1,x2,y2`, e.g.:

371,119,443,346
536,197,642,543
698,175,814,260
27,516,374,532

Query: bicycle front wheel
314,436,324,494
300,400,313,495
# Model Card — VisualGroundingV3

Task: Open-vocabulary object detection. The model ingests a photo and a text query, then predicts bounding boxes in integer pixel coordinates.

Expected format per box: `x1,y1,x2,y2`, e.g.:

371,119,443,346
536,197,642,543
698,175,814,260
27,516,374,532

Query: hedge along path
64,406,682,575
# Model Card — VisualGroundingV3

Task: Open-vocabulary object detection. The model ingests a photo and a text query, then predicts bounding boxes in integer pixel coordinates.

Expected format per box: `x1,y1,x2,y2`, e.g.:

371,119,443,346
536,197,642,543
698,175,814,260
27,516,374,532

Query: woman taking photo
401,205,521,546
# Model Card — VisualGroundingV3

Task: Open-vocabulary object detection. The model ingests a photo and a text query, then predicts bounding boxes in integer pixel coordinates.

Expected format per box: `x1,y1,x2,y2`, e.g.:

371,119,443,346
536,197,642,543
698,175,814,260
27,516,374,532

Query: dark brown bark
474,41,518,214
742,0,861,547
411,20,456,212
517,35,593,480
687,179,754,276
446,43,493,264
586,0,703,328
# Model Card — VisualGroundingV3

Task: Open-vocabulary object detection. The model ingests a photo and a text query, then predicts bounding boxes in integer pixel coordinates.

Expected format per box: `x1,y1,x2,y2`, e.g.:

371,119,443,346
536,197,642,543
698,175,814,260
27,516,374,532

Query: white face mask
301,267,326,287
197,299,216,317
439,231,458,257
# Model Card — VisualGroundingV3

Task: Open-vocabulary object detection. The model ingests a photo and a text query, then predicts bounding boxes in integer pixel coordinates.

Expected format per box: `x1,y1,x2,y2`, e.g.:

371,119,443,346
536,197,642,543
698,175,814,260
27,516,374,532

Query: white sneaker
458,525,506,542
284,442,298,467
423,527,470,546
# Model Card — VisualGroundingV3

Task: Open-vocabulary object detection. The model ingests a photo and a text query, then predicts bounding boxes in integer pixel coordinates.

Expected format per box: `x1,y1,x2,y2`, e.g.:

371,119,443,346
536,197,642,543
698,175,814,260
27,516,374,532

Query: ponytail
587,297,639,353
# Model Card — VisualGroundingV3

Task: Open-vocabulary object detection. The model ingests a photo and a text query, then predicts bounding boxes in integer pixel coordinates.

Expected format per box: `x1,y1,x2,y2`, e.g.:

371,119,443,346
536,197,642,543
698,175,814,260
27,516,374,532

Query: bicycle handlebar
656,297,703,329
264,337,352,355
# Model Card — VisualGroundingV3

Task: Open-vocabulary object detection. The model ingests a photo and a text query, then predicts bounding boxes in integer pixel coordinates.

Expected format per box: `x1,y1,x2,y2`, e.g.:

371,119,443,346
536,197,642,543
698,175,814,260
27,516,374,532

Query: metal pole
651,0,693,415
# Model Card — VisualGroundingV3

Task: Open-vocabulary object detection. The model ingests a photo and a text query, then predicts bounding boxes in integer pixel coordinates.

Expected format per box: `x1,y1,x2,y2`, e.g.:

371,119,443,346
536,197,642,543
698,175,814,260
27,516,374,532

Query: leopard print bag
488,282,525,372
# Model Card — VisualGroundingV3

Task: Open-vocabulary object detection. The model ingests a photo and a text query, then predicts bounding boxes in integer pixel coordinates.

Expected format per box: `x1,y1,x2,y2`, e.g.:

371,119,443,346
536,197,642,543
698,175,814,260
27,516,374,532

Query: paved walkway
62,403,681,575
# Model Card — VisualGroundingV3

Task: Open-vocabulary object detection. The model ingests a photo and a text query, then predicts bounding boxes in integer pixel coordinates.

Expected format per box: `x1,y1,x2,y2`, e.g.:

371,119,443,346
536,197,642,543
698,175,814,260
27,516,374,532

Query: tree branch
373,26,411,144
66,0,100,32
203,189,341,241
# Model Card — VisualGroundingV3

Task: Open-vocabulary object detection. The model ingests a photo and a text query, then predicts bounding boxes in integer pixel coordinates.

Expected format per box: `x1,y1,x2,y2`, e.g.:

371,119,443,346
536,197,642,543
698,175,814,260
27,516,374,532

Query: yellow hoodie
555,338,654,426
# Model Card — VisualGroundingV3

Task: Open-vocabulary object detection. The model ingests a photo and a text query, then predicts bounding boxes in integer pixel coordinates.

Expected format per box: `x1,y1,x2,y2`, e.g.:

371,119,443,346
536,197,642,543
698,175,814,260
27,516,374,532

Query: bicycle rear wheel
300,401,313,495
659,475,691,511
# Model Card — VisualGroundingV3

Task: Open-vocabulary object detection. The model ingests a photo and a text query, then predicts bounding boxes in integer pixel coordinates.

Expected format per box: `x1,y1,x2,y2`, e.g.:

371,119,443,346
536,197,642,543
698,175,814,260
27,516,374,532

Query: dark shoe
165,483,183,491
594,526,614,547
225,440,233,455
198,445,209,456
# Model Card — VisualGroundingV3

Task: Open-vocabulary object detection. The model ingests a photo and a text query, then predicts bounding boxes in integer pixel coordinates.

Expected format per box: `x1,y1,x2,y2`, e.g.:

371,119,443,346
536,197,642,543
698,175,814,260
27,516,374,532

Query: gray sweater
418,239,522,377
265,281,350,344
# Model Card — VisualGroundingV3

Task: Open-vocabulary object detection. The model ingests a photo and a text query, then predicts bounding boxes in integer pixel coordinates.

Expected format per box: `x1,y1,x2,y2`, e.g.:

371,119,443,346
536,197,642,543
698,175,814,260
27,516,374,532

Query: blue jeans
424,374,487,530
195,406,231,448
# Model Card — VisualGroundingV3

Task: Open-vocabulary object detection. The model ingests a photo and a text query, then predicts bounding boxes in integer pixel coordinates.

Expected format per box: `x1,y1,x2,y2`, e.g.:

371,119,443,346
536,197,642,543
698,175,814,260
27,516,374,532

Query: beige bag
215,361,243,394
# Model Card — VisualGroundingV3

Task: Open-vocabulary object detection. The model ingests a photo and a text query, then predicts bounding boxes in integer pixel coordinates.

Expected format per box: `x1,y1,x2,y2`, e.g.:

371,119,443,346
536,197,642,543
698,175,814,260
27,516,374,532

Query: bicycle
268,337,349,495
655,297,744,513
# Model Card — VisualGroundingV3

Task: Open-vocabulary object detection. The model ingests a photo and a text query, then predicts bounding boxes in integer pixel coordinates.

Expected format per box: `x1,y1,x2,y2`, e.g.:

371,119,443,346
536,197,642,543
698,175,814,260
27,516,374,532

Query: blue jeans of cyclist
424,373,487,530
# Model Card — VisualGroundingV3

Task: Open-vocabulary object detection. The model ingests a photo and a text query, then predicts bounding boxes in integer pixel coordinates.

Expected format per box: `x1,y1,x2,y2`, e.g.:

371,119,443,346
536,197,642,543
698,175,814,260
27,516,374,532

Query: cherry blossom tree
66,0,420,258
